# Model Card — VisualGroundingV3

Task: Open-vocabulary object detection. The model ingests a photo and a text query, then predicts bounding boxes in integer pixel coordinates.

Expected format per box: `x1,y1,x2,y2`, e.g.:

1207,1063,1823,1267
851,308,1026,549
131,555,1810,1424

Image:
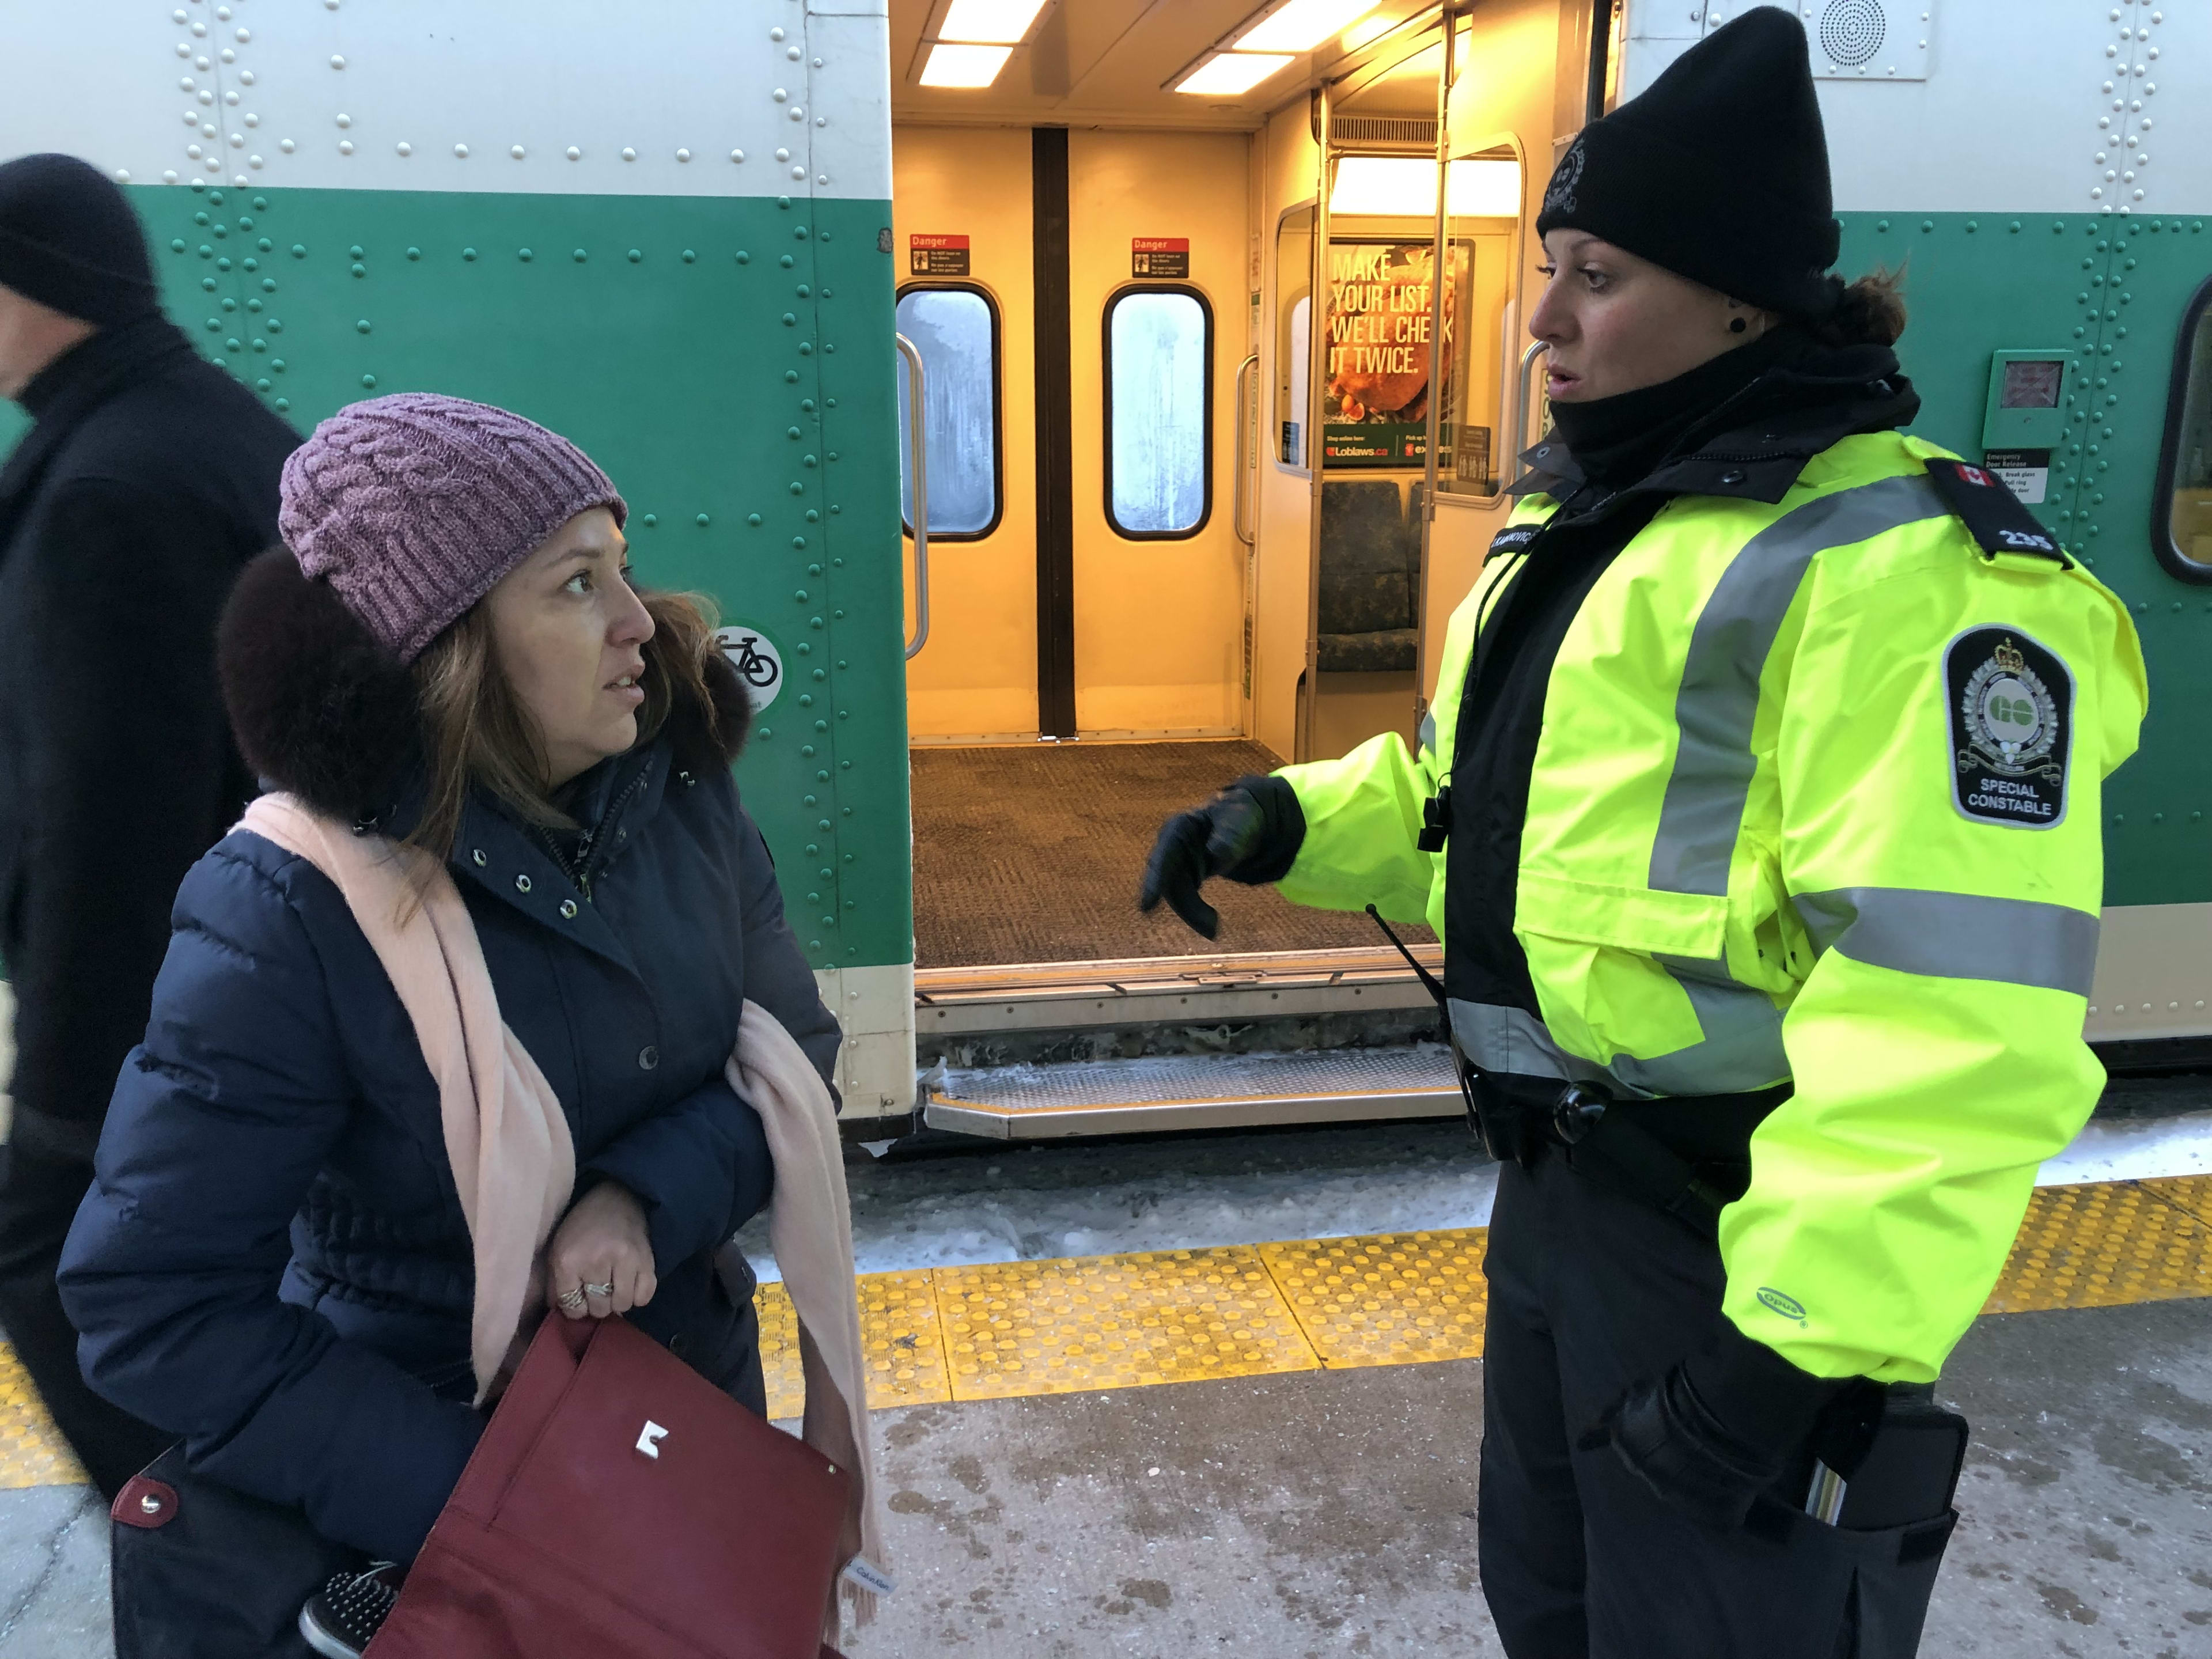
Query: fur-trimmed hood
217,546,752,824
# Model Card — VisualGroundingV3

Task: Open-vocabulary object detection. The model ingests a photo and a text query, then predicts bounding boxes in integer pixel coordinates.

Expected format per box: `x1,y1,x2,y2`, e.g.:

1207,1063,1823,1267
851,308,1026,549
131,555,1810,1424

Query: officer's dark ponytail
1800,265,1907,349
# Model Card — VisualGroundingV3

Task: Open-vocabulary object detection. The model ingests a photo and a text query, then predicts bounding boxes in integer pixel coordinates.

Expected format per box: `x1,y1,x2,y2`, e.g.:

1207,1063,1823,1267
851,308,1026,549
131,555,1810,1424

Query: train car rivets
628,249,642,263
361,374,376,388
681,250,696,262
643,514,657,528
777,149,790,163
573,248,587,262
280,139,296,154
622,148,637,162
338,142,354,156
462,248,476,261
732,150,746,164
567,147,582,161
696,514,711,527
330,55,346,69
748,513,764,526
397,143,412,158
518,248,532,261
677,150,692,163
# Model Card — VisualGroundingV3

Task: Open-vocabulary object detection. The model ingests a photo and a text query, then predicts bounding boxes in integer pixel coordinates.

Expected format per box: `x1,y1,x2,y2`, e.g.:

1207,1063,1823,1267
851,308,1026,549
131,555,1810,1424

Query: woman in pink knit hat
58,393,839,1658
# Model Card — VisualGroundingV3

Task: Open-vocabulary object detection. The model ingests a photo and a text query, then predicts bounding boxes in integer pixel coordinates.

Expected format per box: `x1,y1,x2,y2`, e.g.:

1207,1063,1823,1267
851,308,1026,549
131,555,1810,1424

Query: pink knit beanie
278,393,628,663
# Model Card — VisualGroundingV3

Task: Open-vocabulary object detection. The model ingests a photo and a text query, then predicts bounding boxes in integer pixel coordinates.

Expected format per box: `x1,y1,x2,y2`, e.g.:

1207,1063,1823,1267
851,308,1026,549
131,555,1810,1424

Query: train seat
1316,479,1418,673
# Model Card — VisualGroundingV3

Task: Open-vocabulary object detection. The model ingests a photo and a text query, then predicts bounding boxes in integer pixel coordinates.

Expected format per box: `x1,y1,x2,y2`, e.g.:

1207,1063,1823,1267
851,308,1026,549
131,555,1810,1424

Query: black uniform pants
0,1141,172,1500
1478,1153,1951,1659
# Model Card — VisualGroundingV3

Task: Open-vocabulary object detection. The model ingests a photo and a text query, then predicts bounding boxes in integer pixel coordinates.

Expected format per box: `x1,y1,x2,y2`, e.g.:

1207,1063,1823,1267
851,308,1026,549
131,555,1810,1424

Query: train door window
1103,286,1212,539
1275,206,1314,467
2157,275,2212,581
895,285,1002,539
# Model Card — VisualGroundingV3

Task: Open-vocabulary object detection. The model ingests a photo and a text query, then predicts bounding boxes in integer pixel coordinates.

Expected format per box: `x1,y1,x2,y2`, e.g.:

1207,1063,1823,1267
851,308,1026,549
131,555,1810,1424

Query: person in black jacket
59,393,837,1657
0,152,298,1498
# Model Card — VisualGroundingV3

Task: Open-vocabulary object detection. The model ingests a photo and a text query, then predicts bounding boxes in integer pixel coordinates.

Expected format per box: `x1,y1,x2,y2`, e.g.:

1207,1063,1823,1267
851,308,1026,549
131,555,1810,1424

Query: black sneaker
298,1562,402,1658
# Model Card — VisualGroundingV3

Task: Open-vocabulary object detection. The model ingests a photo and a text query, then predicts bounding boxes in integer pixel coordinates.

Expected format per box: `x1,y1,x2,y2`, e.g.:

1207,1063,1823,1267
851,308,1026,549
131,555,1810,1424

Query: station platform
0,1158,2205,1656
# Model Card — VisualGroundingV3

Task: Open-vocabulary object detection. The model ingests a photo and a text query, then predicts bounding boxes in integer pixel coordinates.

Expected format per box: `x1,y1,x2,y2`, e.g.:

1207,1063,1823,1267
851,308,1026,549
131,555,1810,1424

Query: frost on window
1108,290,1209,537
896,287,998,537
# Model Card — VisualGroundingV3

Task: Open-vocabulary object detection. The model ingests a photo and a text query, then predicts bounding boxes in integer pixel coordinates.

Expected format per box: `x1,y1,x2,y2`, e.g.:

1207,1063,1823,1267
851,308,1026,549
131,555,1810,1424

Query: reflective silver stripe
1609,956,1790,1096
1792,887,2100,997
1418,709,1437,755
1648,472,1953,897
1447,998,1621,1089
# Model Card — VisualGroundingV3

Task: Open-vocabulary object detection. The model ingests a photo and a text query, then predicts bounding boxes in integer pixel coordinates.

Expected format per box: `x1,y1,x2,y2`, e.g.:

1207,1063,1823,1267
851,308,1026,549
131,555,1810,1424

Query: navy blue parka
59,548,838,1563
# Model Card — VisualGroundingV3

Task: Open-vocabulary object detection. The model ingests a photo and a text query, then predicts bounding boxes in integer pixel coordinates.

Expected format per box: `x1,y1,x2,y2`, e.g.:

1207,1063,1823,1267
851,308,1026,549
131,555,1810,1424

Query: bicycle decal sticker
713,625,785,713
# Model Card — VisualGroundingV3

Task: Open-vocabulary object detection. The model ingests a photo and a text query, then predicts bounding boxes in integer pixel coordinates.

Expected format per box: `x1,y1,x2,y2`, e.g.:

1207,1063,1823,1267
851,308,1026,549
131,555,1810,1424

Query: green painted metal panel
6,180,911,969
1838,210,2212,906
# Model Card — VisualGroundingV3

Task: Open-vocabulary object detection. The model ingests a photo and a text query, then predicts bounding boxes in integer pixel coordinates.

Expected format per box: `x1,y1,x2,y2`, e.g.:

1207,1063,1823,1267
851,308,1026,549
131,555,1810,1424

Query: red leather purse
369,1313,853,1659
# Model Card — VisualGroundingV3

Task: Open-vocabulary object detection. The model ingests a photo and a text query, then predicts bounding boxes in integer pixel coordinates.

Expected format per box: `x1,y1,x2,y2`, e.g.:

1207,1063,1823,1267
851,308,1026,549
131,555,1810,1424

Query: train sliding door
1067,130,1250,738
892,126,1037,742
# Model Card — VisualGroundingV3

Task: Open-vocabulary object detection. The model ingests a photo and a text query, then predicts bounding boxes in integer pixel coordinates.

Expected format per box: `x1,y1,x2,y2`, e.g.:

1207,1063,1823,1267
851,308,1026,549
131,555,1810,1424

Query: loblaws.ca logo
1756,1287,1809,1326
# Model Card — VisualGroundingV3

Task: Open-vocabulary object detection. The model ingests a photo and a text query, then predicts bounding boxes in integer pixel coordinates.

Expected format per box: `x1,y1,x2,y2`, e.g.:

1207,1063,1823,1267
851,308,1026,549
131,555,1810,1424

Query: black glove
1580,1325,1851,1531
1138,774,1305,940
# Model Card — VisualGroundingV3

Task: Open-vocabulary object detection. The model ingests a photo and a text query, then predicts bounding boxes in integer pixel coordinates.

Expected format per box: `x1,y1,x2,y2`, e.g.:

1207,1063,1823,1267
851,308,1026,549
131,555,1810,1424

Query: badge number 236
1944,626,2074,830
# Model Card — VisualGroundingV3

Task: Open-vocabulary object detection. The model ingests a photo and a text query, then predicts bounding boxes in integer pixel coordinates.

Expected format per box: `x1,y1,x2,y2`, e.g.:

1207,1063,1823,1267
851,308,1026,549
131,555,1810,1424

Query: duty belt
1360,906,1789,1229
1454,1057,1791,1230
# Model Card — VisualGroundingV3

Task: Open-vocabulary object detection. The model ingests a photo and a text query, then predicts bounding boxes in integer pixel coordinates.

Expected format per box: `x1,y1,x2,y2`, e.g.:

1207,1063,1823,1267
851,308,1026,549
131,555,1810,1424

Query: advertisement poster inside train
1322,240,1469,469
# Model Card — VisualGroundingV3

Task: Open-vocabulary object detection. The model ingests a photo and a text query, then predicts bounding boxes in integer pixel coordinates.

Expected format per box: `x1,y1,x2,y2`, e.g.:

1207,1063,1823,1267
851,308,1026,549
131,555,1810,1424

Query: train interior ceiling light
1330,156,1521,218
1174,0,1382,96
918,0,1050,88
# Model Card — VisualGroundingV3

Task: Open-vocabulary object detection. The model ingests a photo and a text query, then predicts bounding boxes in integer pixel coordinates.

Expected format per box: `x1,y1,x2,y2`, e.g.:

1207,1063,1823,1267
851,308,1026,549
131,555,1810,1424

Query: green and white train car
8,0,2211,1137
12,0,919,1123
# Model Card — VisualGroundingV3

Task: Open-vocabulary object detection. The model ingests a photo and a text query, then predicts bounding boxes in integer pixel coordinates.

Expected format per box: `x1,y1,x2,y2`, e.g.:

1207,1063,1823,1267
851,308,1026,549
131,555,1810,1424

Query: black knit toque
1536,10,1841,316
0,153,160,327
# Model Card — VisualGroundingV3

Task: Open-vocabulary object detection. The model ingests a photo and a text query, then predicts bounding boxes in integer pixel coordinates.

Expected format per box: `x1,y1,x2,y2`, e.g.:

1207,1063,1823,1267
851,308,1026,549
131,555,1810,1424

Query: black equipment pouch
1831,1384,1970,1533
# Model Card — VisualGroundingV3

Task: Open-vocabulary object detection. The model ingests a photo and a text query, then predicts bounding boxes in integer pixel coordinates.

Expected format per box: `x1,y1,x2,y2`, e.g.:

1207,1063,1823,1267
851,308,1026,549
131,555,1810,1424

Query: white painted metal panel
2086,903,2212,1043
1620,0,2209,216
13,0,893,201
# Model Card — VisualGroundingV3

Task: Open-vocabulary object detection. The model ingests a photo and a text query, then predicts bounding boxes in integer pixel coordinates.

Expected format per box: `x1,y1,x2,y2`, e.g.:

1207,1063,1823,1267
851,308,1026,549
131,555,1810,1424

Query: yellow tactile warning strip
5,1176,2210,1483
0,1343,86,1491
1262,1231,1491,1369
931,1247,1318,1401
1982,1175,2212,1314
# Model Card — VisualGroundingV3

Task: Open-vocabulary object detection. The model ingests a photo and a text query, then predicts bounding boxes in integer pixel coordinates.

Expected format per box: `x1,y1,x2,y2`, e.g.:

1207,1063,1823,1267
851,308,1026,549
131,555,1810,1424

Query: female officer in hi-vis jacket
1142,14,2145,1658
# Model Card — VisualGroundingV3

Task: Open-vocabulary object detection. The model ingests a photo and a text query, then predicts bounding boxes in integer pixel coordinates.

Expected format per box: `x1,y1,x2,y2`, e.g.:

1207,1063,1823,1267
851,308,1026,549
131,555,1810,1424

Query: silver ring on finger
556,1287,588,1312
584,1281,616,1299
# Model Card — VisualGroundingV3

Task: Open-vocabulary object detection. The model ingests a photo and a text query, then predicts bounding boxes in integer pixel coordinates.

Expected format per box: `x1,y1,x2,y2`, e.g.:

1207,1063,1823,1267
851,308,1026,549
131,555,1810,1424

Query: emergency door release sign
910,234,970,276
1132,237,1190,278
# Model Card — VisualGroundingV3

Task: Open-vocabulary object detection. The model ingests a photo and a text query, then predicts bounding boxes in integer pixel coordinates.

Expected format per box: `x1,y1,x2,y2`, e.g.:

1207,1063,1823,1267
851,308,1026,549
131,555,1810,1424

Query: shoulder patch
1945,627,2073,830
1923,459,2071,566
1489,522,1542,557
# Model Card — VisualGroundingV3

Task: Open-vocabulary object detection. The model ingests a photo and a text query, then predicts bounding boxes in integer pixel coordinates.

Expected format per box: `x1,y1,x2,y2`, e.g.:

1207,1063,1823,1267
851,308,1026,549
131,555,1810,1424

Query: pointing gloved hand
1580,1321,1857,1531
1138,773,1307,940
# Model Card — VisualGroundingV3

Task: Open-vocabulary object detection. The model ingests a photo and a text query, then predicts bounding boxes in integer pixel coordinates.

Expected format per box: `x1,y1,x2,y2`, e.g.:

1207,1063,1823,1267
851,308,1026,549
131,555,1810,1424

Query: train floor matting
910,740,1437,968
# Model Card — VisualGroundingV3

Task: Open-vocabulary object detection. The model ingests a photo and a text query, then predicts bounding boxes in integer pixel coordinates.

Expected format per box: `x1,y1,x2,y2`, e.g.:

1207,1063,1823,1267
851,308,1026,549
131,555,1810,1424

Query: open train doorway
885,0,1572,1134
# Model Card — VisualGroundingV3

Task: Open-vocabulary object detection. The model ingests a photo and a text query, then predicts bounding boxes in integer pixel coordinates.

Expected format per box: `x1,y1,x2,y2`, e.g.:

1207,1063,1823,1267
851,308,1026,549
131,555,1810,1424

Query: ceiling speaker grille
1331,115,1438,151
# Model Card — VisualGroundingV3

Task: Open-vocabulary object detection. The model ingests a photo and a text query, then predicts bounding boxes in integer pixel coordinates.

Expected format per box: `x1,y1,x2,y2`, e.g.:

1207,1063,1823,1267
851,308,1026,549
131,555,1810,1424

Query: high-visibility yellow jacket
1274,430,2147,1382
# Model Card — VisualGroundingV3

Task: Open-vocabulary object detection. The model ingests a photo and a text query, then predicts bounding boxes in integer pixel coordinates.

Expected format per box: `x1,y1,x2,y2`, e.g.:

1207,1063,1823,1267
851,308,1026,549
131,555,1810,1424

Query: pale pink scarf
238,794,886,1628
